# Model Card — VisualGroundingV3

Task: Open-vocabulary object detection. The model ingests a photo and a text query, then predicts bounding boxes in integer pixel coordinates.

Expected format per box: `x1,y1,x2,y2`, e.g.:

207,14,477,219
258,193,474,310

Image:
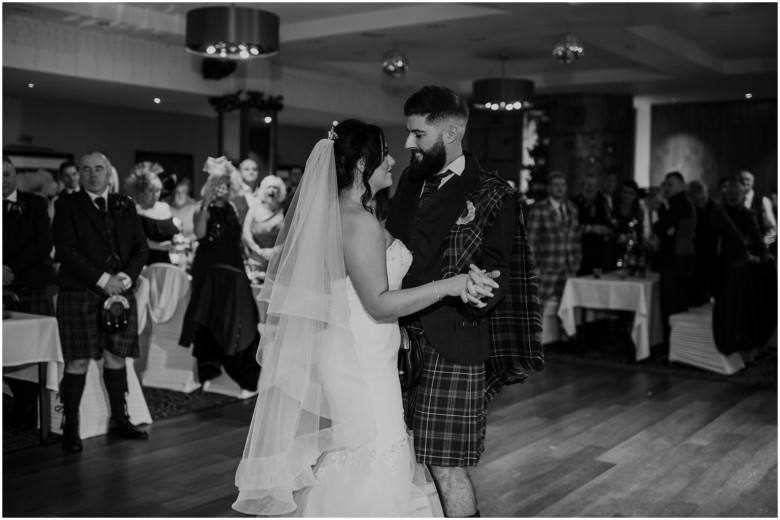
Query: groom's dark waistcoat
387,152,540,372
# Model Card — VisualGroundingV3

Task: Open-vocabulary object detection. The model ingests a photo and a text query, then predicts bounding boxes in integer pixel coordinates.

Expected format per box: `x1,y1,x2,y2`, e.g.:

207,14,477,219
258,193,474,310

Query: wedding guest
238,158,260,195
229,163,253,227
59,160,80,195
169,178,199,239
600,171,618,212
179,170,256,396
573,173,613,274
737,169,777,251
649,171,696,343
125,162,181,265
613,179,645,271
527,171,582,307
3,156,58,429
52,151,150,452
243,174,286,271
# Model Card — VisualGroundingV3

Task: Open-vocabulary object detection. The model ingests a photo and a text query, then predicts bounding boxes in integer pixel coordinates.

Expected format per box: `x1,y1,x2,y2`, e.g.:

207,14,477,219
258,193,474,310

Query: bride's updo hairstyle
333,118,387,212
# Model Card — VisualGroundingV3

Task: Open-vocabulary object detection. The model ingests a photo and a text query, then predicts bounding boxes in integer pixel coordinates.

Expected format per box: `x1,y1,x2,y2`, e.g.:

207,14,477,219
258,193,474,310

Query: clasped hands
103,273,132,296
459,264,500,309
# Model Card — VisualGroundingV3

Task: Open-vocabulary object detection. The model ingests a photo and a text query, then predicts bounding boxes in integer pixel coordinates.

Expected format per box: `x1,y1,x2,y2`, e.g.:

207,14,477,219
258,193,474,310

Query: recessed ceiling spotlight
745,93,753,99
332,120,339,126
153,97,161,104
264,116,273,123
27,83,34,88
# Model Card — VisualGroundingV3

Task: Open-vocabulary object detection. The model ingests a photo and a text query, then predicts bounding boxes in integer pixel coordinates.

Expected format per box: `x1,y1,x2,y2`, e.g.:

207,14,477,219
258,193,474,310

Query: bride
233,119,497,517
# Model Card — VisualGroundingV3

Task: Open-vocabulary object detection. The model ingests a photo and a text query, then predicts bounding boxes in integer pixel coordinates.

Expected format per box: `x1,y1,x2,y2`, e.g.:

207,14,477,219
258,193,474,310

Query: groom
386,86,543,517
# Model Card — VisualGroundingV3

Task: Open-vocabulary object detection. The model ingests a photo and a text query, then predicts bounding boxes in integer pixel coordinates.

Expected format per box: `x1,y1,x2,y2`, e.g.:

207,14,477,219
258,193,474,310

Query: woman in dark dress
126,162,181,265
179,172,259,398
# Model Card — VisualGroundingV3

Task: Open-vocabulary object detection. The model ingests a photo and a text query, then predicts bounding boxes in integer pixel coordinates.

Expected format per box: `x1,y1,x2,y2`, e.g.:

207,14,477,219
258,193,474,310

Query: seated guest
3,156,58,429
527,170,582,308
243,175,286,271
613,179,645,273
125,162,181,265
573,173,614,274
179,170,257,397
52,151,150,452
170,178,199,240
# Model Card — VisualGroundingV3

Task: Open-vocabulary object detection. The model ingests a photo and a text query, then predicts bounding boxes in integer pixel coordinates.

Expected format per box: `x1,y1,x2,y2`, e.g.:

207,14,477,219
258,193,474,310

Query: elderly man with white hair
737,169,777,251
52,151,150,452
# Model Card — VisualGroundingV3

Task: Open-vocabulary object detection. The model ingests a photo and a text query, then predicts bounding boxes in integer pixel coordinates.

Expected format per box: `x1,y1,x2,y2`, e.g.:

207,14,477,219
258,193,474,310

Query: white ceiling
3,2,777,127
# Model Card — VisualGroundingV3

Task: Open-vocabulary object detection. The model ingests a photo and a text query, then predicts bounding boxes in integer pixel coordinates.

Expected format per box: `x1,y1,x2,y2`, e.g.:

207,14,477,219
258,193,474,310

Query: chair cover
141,263,200,392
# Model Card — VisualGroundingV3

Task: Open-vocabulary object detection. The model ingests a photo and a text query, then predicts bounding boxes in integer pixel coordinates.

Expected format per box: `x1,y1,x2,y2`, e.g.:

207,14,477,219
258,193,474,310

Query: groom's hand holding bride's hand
460,264,500,308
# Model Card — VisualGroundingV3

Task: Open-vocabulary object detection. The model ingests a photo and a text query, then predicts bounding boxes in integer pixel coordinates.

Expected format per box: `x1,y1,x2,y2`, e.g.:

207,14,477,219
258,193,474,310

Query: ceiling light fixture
27,83,34,88
154,98,161,104
552,32,584,65
380,49,409,78
185,5,279,60
472,55,534,111
745,93,753,99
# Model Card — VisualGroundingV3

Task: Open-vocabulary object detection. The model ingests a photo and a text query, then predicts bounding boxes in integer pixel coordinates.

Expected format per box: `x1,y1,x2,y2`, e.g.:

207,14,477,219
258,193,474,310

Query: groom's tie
418,172,448,209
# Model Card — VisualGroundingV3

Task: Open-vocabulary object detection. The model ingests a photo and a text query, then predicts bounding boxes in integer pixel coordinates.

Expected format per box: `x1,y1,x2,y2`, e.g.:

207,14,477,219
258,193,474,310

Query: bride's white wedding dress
289,239,443,517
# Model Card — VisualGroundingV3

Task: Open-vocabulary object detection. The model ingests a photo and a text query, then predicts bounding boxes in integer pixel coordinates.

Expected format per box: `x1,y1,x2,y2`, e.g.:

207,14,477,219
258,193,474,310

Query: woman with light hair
242,174,286,272
126,161,181,265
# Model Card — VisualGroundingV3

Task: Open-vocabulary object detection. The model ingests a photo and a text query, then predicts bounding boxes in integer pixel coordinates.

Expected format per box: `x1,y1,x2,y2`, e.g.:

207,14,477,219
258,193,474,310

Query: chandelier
380,49,409,78
471,55,534,110
552,33,584,65
185,5,279,60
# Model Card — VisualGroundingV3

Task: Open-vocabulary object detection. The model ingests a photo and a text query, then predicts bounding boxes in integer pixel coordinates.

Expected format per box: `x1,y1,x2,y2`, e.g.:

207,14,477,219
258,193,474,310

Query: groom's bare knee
429,466,477,517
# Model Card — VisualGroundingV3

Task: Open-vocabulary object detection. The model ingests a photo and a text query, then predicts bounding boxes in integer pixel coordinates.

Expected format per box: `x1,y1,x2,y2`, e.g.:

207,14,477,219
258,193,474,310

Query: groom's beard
407,136,447,181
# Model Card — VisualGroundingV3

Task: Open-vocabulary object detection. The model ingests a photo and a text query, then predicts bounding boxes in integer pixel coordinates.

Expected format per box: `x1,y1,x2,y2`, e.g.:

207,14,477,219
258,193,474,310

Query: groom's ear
443,121,461,144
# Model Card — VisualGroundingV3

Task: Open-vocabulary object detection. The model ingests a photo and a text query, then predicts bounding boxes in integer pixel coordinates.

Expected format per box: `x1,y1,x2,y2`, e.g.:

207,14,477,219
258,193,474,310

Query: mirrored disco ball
552,33,584,65
381,49,409,78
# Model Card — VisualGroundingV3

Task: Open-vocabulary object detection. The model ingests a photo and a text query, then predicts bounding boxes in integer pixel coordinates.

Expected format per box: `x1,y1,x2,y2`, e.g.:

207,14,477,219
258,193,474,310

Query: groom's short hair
404,86,469,126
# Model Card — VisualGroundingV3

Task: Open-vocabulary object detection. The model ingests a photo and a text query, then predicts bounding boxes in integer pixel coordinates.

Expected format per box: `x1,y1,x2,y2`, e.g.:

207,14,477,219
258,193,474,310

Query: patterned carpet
3,386,242,453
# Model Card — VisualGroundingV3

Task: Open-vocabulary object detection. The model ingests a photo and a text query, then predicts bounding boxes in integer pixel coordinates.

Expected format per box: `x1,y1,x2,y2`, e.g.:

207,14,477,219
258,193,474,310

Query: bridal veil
233,139,376,515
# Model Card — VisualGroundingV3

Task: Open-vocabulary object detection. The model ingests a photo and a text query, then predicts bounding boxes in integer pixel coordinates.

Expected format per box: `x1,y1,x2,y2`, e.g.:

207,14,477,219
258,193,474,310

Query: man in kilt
3,156,58,428
52,151,149,452
387,86,543,517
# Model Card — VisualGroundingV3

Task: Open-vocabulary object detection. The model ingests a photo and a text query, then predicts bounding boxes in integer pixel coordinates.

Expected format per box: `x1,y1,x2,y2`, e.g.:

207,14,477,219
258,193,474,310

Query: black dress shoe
110,418,149,440
62,435,83,452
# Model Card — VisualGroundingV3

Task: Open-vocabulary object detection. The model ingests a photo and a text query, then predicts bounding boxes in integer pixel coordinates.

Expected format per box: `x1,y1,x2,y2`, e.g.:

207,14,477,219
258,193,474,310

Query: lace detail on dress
386,238,413,270
314,434,409,479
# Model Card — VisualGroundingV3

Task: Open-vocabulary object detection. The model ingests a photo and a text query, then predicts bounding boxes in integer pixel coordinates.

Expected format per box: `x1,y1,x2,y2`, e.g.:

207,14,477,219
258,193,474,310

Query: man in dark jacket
52,151,150,452
386,86,542,517
649,171,696,342
3,156,58,428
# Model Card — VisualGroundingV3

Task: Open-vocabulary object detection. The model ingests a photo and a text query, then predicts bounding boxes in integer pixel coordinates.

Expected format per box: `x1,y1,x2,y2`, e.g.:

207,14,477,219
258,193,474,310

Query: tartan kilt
12,285,54,316
56,288,139,361
403,328,487,467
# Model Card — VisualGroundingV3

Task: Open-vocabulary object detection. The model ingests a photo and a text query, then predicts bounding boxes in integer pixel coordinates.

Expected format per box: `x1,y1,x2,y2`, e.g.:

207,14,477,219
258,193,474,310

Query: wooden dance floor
3,361,776,517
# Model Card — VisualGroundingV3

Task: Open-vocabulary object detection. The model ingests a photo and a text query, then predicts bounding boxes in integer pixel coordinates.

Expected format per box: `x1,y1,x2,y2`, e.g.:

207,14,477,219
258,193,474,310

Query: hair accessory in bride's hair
327,126,339,141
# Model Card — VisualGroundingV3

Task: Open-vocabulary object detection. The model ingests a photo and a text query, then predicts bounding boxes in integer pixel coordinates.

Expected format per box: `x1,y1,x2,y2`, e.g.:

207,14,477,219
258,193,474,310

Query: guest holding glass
179,168,257,395
125,162,181,265
243,174,286,273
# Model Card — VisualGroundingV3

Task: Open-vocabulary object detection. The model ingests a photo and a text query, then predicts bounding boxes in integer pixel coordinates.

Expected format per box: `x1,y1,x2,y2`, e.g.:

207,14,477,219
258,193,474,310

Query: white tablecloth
3,311,63,391
557,272,663,361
